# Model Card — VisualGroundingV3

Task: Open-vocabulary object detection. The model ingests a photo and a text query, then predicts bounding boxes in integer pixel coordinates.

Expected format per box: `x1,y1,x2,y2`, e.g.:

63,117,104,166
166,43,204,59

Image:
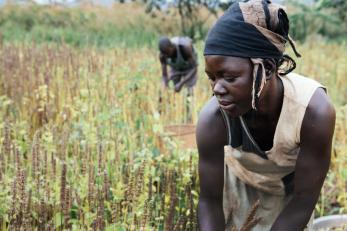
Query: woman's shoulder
285,72,323,87
198,96,220,119
196,97,227,148
281,72,325,107
304,88,335,128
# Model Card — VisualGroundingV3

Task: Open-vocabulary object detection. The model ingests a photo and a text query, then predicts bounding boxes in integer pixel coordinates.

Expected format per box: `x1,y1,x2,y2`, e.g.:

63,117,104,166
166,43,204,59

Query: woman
158,36,198,93
196,0,336,230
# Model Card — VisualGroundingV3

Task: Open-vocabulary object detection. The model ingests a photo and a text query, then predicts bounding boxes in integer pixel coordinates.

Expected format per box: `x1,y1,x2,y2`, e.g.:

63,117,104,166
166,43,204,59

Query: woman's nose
213,80,227,96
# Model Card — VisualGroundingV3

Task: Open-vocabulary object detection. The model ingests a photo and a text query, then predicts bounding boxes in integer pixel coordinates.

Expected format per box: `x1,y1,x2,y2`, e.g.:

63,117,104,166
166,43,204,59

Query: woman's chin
220,104,251,118
220,104,241,118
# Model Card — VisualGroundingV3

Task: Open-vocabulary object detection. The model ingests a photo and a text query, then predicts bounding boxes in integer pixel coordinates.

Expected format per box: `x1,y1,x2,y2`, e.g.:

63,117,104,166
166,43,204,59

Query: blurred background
0,0,346,230
0,0,346,47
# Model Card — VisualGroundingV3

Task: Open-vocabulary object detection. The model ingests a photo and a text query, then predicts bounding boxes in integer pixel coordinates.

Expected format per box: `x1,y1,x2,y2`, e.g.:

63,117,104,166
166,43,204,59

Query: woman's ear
263,59,277,80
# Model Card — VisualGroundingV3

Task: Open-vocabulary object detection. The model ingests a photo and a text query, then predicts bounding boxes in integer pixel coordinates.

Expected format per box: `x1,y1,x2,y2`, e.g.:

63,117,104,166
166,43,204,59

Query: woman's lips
218,100,236,110
218,100,232,106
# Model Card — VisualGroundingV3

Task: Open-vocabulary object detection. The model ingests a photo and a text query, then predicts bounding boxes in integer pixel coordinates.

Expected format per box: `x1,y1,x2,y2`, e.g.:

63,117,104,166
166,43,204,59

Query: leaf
54,212,63,229
341,168,347,180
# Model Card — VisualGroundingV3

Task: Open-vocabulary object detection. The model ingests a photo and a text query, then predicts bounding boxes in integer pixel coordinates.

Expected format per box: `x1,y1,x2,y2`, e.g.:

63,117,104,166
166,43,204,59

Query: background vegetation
0,0,346,47
0,1,346,230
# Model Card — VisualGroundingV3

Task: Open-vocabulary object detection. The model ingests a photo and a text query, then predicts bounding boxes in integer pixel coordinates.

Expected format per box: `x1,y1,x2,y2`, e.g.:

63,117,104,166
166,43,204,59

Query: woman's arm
197,98,227,231
270,88,336,231
174,67,197,92
159,53,169,87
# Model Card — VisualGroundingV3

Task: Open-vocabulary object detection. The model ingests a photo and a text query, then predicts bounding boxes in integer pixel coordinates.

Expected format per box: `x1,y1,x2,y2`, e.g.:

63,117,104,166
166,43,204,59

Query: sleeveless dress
221,73,325,231
167,37,198,88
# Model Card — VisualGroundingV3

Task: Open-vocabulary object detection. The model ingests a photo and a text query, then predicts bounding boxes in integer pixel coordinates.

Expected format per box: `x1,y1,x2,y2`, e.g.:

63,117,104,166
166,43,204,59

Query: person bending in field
196,1,335,231
158,36,198,95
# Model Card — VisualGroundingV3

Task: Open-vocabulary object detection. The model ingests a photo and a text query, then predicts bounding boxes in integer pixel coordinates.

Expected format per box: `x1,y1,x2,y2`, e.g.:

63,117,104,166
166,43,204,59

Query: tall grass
0,43,201,230
0,3,166,48
0,40,345,230
0,3,217,49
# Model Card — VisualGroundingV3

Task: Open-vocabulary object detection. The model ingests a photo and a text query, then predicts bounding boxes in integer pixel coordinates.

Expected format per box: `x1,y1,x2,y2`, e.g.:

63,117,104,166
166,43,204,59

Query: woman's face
160,45,175,58
205,55,253,117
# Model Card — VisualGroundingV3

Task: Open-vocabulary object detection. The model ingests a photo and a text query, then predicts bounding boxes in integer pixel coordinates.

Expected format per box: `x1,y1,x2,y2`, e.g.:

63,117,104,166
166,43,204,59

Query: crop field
0,3,346,231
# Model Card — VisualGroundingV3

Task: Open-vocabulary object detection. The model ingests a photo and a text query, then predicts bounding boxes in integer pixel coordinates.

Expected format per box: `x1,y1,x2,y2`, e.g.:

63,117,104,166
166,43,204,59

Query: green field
0,3,346,230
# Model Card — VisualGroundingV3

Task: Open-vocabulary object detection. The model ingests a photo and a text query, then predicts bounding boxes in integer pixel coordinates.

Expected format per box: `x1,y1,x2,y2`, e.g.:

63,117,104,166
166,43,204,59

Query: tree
288,0,346,41
144,0,242,41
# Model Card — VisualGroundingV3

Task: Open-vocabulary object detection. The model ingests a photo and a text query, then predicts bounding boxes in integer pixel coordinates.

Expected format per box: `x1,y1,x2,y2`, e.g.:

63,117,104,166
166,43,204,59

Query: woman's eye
224,77,235,82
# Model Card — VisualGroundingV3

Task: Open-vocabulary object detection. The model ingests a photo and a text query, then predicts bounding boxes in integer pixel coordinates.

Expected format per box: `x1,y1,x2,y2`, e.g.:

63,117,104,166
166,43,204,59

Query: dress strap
219,108,232,145
239,116,268,159
220,108,268,160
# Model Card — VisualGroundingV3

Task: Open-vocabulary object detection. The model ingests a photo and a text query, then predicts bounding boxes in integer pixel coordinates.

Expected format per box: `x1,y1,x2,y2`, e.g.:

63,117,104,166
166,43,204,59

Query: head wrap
204,0,300,110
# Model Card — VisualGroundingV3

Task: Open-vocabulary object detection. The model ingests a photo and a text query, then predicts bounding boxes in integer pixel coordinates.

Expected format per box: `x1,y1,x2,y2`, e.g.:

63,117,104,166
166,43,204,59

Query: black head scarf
204,0,301,109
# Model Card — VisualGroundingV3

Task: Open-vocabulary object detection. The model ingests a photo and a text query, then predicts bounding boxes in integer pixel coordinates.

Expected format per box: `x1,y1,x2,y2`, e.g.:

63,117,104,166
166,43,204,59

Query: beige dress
222,73,324,231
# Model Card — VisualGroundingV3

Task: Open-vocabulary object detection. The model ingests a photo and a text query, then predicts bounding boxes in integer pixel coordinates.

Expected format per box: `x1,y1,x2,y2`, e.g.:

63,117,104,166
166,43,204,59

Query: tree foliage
143,0,242,41
288,0,347,41
142,0,347,42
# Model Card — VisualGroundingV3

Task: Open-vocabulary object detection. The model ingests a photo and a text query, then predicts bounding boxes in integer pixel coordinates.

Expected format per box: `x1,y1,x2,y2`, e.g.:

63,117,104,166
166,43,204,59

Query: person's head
204,0,300,116
159,37,175,57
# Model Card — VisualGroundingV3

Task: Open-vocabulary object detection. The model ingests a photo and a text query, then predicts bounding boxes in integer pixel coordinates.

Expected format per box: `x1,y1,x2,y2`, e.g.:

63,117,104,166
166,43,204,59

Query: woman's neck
246,75,284,122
